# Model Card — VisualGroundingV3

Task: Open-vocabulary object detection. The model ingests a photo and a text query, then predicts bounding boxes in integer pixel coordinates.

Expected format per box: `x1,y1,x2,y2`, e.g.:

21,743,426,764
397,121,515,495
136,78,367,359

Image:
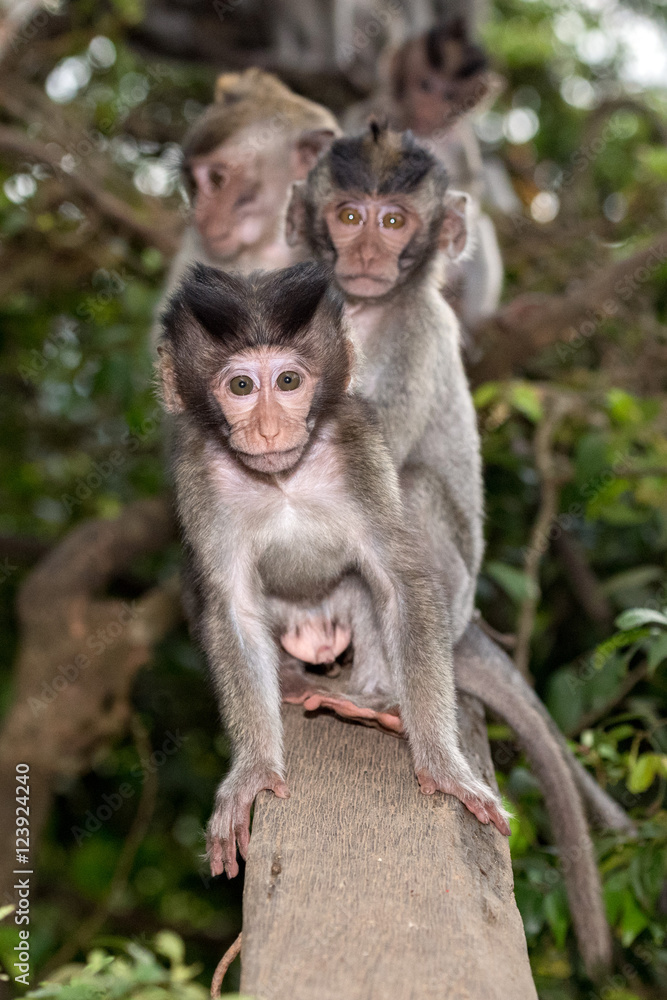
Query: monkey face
397,39,490,136
213,347,318,473
323,196,421,299
189,140,289,260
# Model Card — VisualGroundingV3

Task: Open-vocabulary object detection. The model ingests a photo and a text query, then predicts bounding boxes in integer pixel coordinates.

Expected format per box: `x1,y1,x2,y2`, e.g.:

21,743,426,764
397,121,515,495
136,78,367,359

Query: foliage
0,0,666,998
19,935,247,999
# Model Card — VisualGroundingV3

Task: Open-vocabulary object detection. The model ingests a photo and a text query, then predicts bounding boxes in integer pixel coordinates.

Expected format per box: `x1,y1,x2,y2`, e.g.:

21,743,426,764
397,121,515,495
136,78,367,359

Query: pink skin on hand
416,768,511,836
207,770,290,878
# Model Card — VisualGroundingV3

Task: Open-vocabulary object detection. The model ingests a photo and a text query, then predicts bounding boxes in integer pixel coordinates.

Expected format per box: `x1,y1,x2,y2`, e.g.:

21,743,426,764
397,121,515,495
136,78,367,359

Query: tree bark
240,701,537,1000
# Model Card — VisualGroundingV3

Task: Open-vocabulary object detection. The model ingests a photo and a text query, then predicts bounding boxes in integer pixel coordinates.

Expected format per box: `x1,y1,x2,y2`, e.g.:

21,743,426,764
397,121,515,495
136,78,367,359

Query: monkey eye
208,168,226,189
380,212,406,229
276,371,301,391
229,375,254,395
420,79,433,93
338,207,363,225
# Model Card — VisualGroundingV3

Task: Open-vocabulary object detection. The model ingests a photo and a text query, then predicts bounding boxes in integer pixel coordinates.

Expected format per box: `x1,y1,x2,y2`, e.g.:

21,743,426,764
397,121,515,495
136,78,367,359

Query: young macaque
343,19,503,329
287,122,483,644
158,260,511,876
284,124,614,971
150,69,339,346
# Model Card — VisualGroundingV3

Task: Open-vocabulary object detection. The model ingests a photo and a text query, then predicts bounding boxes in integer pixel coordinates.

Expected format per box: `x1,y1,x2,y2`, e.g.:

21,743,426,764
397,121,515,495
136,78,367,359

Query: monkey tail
455,623,614,978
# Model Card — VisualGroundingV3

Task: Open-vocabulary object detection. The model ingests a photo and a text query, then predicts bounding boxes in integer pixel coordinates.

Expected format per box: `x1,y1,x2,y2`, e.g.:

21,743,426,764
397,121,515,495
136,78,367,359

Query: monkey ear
292,129,338,178
285,182,308,248
439,191,470,261
156,347,185,414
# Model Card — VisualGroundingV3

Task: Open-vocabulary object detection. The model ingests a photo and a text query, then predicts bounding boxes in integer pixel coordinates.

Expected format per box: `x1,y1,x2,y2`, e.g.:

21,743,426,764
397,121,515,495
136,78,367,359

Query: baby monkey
159,261,510,877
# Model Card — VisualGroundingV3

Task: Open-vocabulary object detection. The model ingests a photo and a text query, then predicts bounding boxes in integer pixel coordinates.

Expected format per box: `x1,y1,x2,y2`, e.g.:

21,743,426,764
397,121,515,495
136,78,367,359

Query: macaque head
286,123,469,301
391,18,496,136
181,69,339,262
159,262,351,474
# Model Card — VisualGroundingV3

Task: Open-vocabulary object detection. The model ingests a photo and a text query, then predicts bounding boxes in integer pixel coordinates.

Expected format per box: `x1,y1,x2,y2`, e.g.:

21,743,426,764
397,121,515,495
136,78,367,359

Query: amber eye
276,371,301,391
229,375,254,395
381,212,406,229
209,168,226,189
338,207,363,225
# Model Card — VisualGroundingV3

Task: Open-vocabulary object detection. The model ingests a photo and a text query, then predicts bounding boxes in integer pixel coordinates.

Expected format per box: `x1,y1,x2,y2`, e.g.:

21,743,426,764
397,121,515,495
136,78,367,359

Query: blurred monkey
150,69,339,346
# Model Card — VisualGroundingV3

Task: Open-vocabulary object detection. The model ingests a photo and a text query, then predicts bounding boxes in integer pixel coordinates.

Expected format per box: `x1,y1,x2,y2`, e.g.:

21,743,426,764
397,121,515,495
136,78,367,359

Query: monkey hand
416,764,511,837
207,767,290,878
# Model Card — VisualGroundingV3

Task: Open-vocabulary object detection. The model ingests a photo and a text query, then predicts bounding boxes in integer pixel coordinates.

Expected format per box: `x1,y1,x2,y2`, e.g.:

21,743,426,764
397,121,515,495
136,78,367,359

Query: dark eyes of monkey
230,375,254,395
277,371,301,390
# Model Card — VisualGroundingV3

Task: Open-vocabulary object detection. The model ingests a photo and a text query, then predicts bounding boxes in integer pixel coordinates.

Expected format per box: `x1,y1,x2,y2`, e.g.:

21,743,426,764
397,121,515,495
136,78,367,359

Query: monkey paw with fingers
207,768,290,878
416,766,511,837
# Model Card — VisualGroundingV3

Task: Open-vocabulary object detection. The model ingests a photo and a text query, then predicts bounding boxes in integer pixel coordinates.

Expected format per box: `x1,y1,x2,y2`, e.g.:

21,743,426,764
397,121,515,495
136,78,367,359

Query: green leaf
484,561,538,603
627,753,667,794
473,382,500,409
509,382,543,423
153,930,185,966
646,631,667,672
615,608,667,630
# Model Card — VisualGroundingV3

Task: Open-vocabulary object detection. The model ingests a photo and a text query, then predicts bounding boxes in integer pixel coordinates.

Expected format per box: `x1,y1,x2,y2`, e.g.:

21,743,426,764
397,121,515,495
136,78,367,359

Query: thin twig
514,395,572,680
40,715,159,975
211,932,242,999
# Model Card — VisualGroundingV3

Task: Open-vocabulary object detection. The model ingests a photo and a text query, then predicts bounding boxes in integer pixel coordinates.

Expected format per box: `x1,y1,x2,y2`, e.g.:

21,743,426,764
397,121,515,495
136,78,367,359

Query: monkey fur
343,18,504,331
285,123,618,974
150,69,340,347
158,259,511,879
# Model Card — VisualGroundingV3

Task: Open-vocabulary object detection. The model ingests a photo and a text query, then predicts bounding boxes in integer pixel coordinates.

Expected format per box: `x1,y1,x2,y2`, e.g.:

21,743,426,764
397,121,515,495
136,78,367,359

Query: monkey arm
356,543,510,837
200,595,288,878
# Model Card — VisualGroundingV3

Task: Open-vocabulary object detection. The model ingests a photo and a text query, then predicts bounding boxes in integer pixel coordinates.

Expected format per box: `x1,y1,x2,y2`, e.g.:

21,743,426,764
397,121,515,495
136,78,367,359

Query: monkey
283,123,617,972
286,122,483,643
149,69,340,347
342,18,504,331
158,259,511,878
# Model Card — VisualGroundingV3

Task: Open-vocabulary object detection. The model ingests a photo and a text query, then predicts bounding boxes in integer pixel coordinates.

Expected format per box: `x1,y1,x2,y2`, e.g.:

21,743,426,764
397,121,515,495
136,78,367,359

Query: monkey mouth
238,446,304,474
337,273,395,299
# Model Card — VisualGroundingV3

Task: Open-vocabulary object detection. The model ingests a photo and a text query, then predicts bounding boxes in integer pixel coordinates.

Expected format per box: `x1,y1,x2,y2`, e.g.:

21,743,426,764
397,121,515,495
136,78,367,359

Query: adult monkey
150,69,339,346
284,123,622,975
343,17,504,330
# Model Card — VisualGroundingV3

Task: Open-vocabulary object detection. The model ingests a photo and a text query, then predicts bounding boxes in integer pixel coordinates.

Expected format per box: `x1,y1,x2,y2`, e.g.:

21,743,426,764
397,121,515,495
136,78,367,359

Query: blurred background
0,0,666,997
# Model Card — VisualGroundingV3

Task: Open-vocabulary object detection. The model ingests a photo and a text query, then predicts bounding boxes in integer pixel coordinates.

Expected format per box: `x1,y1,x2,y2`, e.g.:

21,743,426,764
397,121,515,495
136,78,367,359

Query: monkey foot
281,661,404,735
416,767,511,837
207,768,290,878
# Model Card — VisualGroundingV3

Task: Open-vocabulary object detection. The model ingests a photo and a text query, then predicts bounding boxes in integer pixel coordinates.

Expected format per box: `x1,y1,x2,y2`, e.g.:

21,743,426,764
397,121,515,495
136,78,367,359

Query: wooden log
241,698,537,1000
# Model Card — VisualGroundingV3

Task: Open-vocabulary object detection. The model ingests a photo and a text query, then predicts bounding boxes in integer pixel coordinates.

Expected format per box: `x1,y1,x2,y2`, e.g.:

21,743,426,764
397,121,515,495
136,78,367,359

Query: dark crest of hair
425,19,488,79
327,123,446,196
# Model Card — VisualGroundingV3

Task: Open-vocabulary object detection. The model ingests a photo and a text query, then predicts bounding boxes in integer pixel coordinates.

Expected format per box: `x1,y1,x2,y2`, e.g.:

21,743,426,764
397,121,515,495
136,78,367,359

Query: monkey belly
257,541,351,605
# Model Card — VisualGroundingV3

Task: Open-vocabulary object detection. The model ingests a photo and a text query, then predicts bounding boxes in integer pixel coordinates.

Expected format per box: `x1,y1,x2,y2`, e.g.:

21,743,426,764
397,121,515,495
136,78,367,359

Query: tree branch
0,124,180,254
468,231,667,385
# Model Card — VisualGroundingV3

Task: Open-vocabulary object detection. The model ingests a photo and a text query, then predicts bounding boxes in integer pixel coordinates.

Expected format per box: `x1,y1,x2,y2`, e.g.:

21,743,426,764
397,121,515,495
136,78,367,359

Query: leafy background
0,0,666,997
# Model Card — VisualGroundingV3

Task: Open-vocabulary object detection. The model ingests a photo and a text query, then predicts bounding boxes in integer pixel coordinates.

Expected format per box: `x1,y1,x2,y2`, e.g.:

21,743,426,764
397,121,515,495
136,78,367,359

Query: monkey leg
460,622,635,835
399,462,481,644
455,622,613,975
280,656,404,735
